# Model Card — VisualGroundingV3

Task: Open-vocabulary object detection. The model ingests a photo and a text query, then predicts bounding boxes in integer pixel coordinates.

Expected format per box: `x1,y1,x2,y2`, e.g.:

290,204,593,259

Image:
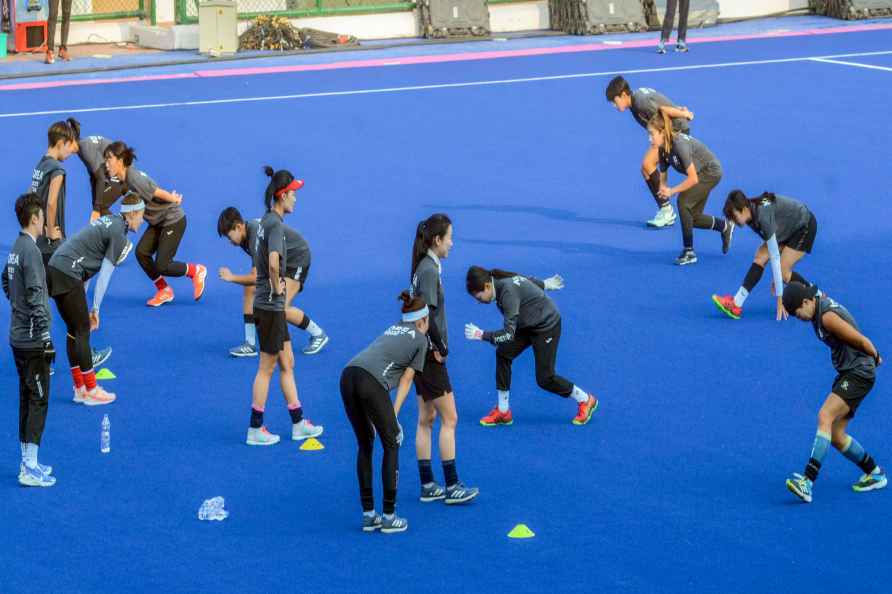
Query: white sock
733,287,749,308
497,390,510,413
23,443,38,469
245,322,256,346
570,385,589,404
383,513,395,521
306,320,323,338
20,442,25,459
363,510,376,518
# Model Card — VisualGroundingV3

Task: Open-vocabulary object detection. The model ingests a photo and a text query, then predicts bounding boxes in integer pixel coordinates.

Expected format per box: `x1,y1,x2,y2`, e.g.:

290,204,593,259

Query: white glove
395,422,404,447
464,323,483,341
543,274,565,291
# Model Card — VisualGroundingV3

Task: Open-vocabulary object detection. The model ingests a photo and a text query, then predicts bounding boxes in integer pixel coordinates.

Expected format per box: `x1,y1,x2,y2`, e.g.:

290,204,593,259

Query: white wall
719,0,809,20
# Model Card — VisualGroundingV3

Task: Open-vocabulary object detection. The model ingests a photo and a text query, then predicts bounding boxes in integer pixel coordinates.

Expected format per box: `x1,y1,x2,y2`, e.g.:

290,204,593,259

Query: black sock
805,458,821,482
442,459,459,488
250,407,264,428
742,263,765,292
789,271,810,286
383,489,397,515
361,488,374,513
645,170,668,207
859,454,878,475
243,313,254,324
289,406,303,424
418,459,434,485
297,315,310,330
711,217,727,232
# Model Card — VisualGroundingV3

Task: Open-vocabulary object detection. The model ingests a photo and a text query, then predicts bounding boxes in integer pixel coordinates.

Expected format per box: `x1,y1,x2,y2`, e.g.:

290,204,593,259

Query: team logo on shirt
512,276,526,286
840,380,850,392
71,257,85,269
385,325,417,339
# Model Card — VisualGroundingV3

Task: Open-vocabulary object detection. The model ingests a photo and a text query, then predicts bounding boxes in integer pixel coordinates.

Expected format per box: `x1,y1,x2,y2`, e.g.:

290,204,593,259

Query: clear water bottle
100,414,111,454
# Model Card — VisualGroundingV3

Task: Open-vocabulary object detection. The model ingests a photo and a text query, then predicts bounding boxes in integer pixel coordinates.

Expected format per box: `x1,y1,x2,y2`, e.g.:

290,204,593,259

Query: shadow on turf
425,204,643,230
463,237,665,259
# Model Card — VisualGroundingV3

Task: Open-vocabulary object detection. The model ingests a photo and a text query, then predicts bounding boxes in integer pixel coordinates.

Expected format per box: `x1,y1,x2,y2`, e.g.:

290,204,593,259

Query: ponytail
103,141,136,167
647,111,674,154
66,117,81,141
398,290,427,314
410,213,452,281
723,190,775,222
466,265,519,294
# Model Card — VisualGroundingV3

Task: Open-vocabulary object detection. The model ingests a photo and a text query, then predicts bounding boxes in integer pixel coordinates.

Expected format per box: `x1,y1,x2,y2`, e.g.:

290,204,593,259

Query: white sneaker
73,385,87,404
19,464,56,487
292,419,324,441
83,386,116,406
246,426,281,446
647,205,677,228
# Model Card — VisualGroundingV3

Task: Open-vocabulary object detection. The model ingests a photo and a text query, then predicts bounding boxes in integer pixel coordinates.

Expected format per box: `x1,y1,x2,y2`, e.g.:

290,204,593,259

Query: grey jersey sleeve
483,285,519,345
127,170,159,202
673,137,694,172
267,219,285,258
410,335,428,372
757,205,777,240
24,249,51,342
415,265,439,308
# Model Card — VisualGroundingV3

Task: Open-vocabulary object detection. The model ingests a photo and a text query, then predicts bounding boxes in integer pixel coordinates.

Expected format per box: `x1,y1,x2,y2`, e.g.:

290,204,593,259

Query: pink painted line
2,21,891,92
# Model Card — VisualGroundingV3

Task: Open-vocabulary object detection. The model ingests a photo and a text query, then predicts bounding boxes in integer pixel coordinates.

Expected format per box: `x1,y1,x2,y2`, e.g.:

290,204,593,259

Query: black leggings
14,347,50,446
496,319,574,396
661,0,690,42
52,285,92,372
90,167,128,216
340,366,400,514
136,217,188,280
47,0,73,51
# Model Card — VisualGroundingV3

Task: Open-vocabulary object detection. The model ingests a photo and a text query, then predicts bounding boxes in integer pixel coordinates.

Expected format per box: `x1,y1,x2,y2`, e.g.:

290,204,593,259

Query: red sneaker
572,395,599,425
147,286,174,307
192,264,207,301
480,407,513,427
712,294,742,320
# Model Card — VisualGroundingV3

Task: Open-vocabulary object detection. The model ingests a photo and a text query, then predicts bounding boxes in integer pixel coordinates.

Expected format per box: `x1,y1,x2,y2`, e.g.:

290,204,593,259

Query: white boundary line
1,49,891,119
810,57,892,72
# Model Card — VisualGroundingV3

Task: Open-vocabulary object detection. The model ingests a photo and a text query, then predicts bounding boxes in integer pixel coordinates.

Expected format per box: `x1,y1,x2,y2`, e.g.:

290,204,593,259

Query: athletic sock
71,366,84,390
244,314,256,346
497,390,510,413
363,510,376,518
153,277,169,291
570,385,589,404
23,443,38,469
305,319,323,338
733,287,749,308
841,436,878,474
186,264,197,278
288,403,303,425
442,459,459,488
82,369,97,392
805,431,831,482
418,459,435,485
250,407,264,429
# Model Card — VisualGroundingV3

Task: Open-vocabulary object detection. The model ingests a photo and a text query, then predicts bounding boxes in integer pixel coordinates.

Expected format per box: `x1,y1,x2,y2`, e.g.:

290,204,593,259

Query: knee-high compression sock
645,170,669,207
418,459,435,485
805,431,831,482
841,436,879,475
244,314,256,346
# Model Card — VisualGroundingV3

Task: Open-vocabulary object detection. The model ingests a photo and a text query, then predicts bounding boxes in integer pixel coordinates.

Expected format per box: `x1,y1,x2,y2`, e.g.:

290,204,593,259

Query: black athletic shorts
832,372,875,419
784,212,817,254
254,308,290,355
413,353,452,401
285,262,310,293
47,265,83,297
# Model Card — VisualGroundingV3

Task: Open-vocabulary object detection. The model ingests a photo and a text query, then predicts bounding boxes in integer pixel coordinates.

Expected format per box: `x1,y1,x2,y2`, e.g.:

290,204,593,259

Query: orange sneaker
480,407,513,427
572,395,599,425
147,286,174,307
59,47,70,61
83,386,116,406
192,264,207,301
45,50,55,65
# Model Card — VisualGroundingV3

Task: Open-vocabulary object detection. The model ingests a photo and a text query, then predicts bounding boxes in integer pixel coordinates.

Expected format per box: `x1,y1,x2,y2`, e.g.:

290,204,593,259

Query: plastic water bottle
198,496,228,521
100,414,111,454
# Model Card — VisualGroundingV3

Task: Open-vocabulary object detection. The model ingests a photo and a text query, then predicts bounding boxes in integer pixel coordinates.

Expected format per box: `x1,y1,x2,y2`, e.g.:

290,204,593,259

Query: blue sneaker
362,513,383,532
420,482,446,503
656,41,667,54
786,473,813,503
92,346,112,368
381,514,408,534
229,342,258,358
445,482,480,505
302,333,329,355
19,464,56,487
853,468,888,493
675,41,689,53
20,462,52,477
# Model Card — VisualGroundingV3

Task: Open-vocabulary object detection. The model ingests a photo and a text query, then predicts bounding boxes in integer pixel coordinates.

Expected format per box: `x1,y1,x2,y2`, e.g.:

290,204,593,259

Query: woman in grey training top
648,111,733,265
341,292,430,534
713,191,817,321
409,214,478,506
103,141,207,308
464,266,598,427
65,118,127,221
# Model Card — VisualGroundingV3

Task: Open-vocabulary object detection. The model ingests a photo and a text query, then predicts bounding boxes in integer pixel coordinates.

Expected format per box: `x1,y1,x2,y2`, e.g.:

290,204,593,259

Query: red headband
275,179,304,198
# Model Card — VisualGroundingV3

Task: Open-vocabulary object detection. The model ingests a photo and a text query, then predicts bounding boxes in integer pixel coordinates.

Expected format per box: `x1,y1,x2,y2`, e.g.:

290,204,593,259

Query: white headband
402,305,429,322
120,200,145,213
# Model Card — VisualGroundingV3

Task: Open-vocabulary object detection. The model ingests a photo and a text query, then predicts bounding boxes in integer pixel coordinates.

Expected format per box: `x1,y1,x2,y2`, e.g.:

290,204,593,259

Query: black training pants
495,319,574,397
53,286,93,372
661,0,690,42
136,217,188,280
47,0,73,51
340,366,400,514
678,174,721,250
13,347,50,446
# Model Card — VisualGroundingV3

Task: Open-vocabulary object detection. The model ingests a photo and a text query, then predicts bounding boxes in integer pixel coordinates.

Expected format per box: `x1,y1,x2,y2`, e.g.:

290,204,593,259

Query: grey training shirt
812,296,876,380
347,322,428,391
240,219,261,262
78,135,111,174
412,253,447,351
126,167,185,227
4,232,51,349
31,155,67,254
253,211,286,312
49,214,132,282
660,133,723,179
751,195,811,245
484,275,561,344
283,225,310,274
630,87,689,133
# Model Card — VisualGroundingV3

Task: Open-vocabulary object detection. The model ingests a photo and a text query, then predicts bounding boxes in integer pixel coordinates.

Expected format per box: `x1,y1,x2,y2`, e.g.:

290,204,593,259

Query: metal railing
176,0,416,24
71,0,147,21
